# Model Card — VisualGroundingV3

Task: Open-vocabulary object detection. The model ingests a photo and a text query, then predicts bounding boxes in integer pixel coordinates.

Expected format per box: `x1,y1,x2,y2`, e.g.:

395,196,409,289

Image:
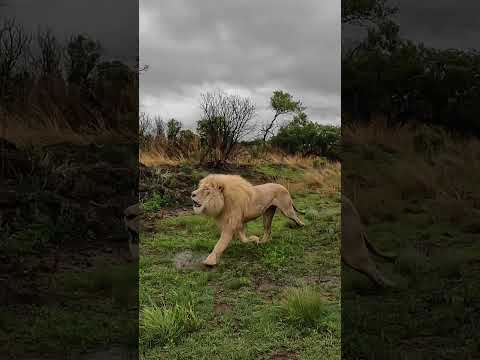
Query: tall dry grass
343,121,480,221
2,115,136,146
274,162,341,196
139,143,330,168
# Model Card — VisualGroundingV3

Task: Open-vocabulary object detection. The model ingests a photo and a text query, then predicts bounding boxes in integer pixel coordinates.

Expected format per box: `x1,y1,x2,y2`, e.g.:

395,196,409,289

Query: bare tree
153,115,165,139
139,112,153,149
36,28,63,78
0,19,31,98
198,90,256,165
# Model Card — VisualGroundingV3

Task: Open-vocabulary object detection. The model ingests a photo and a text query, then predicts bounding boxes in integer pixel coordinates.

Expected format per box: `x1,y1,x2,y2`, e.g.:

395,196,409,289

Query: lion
191,174,305,266
342,195,397,288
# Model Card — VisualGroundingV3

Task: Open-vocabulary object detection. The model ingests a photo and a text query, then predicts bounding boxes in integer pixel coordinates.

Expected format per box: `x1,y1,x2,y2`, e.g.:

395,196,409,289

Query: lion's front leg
203,229,233,266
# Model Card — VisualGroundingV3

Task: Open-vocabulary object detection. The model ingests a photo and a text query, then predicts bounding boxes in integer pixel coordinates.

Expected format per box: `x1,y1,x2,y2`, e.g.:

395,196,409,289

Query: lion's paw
203,253,218,266
249,235,260,243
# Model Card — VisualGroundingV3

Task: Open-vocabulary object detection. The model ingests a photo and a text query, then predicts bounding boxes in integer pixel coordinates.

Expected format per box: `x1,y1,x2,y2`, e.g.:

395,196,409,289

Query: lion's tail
293,203,306,215
362,233,397,261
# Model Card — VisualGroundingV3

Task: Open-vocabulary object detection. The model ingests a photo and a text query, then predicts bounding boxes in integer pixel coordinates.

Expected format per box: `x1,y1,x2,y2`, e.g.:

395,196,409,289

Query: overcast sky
3,1,477,132
344,1,480,51
1,0,138,63
140,0,341,130
395,0,480,50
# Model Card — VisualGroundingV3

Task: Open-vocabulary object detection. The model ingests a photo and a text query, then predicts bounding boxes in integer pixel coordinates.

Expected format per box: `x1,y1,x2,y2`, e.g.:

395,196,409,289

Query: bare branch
198,90,256,165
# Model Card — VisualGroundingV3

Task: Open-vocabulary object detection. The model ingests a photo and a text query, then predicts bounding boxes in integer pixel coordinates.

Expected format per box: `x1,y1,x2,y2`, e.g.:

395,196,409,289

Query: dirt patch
142,207,193,233
304,275,340,286
256,280,277,293
253,279,279,302
163,207,193,218
270,350,299,360
214,303,232,315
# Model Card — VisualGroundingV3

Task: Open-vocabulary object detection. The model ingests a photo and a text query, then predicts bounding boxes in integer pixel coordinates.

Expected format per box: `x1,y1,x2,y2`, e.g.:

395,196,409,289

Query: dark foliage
271,114,340,159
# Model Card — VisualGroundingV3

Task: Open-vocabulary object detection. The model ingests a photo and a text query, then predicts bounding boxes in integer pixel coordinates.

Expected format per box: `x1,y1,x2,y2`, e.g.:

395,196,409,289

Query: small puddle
173,250,205,270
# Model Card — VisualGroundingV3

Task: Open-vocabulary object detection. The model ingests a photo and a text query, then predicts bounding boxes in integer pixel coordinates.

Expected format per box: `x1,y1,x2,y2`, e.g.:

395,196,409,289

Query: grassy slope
1,262,138,357
140,164,341,360
341,135,480,359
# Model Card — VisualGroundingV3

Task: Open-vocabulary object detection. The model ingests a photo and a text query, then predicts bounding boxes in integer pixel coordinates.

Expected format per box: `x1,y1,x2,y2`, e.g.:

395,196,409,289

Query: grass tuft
279,287,339,334
140,302,201,349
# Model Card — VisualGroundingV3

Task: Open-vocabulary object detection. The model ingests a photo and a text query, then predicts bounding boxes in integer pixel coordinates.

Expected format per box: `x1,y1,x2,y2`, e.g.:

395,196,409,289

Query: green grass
1,263,138,357
142,192,172,212
140,173,340,360
279,287,339,333
140,303,201,348
256,164,305,180
342,140,480,359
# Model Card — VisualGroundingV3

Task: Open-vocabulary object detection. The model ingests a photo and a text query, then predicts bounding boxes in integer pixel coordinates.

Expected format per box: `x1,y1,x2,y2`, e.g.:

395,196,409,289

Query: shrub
142,192,171,212
271,117,340,159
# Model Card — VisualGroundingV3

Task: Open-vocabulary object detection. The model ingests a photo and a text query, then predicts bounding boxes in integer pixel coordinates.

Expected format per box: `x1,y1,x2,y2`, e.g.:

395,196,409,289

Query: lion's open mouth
192,199,201,208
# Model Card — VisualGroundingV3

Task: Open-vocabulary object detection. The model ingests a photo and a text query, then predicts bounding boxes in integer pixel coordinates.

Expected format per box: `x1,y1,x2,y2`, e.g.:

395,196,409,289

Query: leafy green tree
166,118,182,143
261,90,305,141
342,0,397,24
343,12,480,133
177,129,200,157
66,34,101,86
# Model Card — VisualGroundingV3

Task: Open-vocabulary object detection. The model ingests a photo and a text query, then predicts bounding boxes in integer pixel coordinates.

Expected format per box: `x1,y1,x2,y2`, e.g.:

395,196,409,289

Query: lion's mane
199,174,254,228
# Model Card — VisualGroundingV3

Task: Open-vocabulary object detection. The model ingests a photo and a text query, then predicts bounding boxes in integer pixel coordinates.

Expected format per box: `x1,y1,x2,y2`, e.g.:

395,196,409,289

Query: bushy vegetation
271,114,340,159
140,113,201,160
0,18,138,137
140,89,339,166
343,0,480,135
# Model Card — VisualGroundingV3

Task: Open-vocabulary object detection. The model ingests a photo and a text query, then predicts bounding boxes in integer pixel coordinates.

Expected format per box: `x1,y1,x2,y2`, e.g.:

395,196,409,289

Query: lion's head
191,180,225,217
191,174,254,221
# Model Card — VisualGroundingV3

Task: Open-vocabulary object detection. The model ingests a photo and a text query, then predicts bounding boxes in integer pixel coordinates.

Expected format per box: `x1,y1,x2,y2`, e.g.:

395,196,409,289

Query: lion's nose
191,192,196,198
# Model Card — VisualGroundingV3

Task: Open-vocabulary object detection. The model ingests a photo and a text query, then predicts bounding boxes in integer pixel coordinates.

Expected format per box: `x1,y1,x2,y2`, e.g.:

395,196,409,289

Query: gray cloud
344,1,480,51
2,0,137,62
140,0,341,129
394,0,480,50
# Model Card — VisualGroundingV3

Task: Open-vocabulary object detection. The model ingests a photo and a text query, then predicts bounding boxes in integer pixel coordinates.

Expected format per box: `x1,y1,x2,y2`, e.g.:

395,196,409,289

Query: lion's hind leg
259,206,276,243
274,191,305,227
